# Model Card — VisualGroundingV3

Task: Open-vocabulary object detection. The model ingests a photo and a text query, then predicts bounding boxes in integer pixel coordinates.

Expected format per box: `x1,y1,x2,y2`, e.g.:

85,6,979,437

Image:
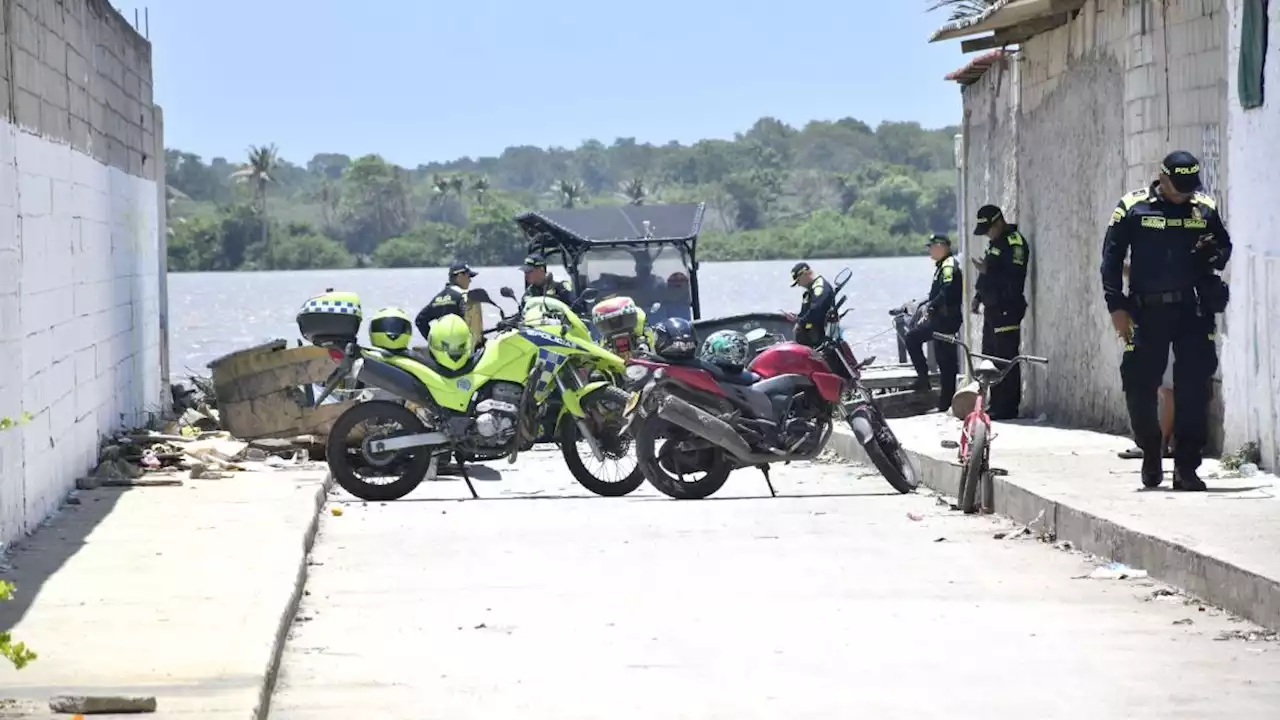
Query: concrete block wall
960,0,1227,435
0,0,163,544
1222,0,1280,468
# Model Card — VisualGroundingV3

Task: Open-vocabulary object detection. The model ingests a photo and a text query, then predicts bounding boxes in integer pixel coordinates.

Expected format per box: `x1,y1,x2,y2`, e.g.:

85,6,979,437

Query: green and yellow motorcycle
298,287,643,501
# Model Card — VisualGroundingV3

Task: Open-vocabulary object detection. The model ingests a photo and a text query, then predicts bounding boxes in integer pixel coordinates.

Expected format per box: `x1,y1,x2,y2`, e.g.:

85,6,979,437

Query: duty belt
1133,290,1186,307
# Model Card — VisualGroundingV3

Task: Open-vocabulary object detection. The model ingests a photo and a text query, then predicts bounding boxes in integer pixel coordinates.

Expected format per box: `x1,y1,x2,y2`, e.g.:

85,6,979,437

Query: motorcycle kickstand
759,464,777,498
455,451,479,499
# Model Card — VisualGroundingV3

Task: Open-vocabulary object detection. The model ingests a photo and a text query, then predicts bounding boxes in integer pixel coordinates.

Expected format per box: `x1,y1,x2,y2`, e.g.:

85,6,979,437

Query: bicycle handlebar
931,332,1049,367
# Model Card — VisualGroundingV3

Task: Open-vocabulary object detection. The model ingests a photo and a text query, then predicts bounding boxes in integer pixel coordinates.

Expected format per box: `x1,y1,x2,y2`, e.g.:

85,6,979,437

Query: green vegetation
0,580,37,669
165,116,960,272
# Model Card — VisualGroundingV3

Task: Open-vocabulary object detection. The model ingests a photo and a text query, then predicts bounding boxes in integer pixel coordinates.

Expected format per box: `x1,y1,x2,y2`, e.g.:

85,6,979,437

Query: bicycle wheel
959,420,987,515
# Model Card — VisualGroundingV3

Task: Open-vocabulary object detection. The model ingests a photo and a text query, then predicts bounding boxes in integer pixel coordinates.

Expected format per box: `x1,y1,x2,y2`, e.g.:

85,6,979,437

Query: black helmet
653,317,697,359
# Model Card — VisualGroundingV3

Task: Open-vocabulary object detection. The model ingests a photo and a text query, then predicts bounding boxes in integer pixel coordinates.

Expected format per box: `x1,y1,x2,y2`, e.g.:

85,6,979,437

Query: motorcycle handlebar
933,331,1049,367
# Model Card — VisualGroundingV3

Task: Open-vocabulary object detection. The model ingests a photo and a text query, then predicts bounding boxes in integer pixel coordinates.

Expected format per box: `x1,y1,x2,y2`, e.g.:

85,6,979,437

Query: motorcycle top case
297,290,363,347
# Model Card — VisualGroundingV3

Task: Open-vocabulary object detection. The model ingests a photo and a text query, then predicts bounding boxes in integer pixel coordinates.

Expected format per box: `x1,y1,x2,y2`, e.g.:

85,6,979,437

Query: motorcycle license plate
624,391,641,416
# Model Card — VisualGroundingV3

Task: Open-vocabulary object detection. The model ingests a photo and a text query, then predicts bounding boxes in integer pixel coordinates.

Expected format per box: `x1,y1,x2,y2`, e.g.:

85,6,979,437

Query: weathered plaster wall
960,0,1227,435
959,54,1019,354
1222,0,1280,468
0,0,164,544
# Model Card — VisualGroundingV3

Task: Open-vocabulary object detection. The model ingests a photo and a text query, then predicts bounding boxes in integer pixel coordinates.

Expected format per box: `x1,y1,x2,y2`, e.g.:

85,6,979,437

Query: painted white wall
1223,0,1280,469
0,119,161,543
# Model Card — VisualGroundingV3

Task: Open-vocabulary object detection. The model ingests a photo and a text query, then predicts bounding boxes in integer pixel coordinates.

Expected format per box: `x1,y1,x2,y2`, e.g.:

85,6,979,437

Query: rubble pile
75,376,326,490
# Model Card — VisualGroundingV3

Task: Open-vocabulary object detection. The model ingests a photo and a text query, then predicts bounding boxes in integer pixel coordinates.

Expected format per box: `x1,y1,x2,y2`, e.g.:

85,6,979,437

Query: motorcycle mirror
650,302,662,313
835,267,853,286
500,286,516,300
577,288,599,304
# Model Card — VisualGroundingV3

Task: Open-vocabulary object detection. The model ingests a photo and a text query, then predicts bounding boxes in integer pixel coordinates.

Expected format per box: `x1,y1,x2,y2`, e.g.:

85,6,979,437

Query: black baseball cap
926,234,951,248
448,261,477,278
973,205,1004,235
522,253,547,272
1160,150,1202,193
790,262,811,287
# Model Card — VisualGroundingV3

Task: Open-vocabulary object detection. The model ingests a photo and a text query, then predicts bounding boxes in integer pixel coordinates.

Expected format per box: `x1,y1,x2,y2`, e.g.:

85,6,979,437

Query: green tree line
165,116,960,272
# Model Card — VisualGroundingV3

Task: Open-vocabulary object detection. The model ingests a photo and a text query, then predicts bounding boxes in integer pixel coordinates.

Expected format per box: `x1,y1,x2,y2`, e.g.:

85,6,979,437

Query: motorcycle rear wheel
326,400,433,502
634,415,734,500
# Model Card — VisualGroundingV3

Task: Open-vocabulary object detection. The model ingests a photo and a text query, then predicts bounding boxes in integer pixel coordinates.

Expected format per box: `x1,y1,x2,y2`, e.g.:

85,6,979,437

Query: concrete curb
829,427,1280,632
253,471,335,720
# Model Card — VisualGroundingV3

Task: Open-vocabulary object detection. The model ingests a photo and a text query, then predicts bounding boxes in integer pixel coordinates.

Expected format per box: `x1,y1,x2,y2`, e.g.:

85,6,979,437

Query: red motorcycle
623,268,918,499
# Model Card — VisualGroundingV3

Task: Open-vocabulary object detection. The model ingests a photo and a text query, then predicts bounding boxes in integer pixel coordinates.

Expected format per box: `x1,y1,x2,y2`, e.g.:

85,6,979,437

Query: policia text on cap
1099,150,1232,492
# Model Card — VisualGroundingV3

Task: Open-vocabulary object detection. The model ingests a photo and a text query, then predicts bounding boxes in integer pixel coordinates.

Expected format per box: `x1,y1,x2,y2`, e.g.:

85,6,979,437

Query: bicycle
931,332,1048,514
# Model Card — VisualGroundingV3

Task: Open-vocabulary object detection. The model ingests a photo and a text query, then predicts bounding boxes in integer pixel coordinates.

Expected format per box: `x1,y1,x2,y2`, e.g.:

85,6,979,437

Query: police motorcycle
298,287,644,502
589,296,658,360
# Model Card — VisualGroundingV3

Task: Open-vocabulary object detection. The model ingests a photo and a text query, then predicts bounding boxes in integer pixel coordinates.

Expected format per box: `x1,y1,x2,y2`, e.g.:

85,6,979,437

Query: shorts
1161,348,1174,388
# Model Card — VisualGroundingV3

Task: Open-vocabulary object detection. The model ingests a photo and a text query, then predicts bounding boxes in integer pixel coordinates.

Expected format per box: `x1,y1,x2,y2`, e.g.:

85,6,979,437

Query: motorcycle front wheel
633,414,734,500
326,400,434,502
849,409,919,494
558,386,645,497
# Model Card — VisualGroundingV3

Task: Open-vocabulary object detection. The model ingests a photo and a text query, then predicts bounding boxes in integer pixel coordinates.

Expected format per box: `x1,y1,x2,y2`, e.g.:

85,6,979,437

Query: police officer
784,262,834,347
415,261,477,340
904,235,963,411
521,253,577,309
1100,150,1232,491
971,204,1031,420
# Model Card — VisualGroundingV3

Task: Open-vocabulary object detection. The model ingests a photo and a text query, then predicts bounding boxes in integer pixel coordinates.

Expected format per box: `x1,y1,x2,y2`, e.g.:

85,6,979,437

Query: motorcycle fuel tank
748,341,830,379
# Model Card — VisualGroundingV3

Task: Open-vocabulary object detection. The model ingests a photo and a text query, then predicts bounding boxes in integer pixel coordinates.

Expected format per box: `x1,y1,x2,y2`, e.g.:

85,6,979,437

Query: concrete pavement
272,447,1280,719
0,463,329,718
831,414,1280,633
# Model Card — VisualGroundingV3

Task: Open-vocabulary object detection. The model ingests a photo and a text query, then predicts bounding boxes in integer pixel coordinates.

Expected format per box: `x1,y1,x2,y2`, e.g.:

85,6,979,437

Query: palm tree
229,144,278,266
553,179,587,209
471,175,491,205
617,178,649,205
926,0,999,21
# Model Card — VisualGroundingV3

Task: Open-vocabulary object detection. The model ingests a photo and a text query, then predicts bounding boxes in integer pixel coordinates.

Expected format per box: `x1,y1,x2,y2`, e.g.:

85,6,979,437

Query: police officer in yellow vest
1101,150,1232,491
415,261,478,342
905,235,963,412
971,204,1031,420
784,262,834,348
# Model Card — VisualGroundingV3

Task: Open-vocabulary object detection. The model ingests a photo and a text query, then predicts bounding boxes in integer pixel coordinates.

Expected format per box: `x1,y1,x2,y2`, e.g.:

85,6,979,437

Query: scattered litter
1078,562,1149,580
330,507,344,517
1237,462,1259,477
1147,588,1178,600
933,537,947,542
906,512,924,522
49,695,157,714
1053,540,1074,552
1172,618,1194,626
993,526,1031,540
1214,628,1279,642
474,622,487,630
940,440,959,449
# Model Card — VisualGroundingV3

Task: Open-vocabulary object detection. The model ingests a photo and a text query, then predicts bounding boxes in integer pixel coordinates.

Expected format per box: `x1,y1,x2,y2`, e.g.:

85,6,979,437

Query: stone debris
48,694,157,714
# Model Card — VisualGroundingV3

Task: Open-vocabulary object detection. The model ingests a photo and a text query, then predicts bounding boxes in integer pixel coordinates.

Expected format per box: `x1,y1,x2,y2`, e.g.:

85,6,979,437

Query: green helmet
428,314,474,370
700,329,750,370
368,307,414,351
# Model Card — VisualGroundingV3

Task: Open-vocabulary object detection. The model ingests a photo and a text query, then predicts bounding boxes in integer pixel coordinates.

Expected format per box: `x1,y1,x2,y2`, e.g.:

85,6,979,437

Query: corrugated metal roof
929,0,1019,42
944,49,1011,86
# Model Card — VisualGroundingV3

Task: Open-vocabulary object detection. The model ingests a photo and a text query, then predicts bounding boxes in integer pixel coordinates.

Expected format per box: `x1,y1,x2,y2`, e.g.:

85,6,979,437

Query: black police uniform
415,262,477,341
974,209,1030,419
791,263,834,347
1100,165,1231,485
905,244,963,411
521,253,578,310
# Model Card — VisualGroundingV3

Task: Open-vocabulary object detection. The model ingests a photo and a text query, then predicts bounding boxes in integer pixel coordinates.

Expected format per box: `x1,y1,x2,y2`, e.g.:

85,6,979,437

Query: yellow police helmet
427,314,474,370
368,307,414,351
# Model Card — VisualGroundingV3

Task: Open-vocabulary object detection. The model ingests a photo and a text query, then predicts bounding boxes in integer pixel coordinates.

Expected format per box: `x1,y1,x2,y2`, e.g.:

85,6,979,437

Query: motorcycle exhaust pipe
655,393,757,464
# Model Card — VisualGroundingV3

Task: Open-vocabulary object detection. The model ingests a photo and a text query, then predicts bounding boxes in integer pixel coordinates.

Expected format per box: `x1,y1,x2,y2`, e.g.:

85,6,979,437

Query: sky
115,0,969,167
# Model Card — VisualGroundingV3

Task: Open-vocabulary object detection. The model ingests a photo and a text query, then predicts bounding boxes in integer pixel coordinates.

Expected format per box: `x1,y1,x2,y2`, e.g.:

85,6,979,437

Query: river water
167,256,929,377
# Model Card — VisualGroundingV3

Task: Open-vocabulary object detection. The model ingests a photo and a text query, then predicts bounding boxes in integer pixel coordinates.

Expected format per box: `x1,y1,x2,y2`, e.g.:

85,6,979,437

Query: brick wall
959,0,1227,435
0,0,164,543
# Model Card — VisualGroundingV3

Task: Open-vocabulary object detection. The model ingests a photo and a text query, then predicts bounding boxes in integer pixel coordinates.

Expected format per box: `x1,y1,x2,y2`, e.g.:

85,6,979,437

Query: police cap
790,262,811,287
448,261,478,278
1160,150,1202,193
522,253,548,272
973,205,1004,235
926,234,951,248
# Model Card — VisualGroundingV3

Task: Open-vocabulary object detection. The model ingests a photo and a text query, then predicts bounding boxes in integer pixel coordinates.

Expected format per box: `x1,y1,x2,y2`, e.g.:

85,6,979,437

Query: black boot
1172,466,1207,492
1141,450,1164,489
911,377,931,393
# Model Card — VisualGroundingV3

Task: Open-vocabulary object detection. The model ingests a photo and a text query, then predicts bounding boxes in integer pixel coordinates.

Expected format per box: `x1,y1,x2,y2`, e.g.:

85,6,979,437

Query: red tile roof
945,49,1011,86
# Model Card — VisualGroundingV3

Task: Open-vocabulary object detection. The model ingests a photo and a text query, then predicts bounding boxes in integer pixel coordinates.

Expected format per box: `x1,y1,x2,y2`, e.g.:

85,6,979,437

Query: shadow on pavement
0,486,129,628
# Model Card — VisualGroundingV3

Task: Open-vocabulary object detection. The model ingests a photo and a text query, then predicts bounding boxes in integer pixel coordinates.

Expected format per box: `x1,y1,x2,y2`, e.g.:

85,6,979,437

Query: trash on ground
906,512,924,521
48,694,157,714
940,439,959,449
1078,562,1149,580
1214,628,1279,642
1172,617,1195,625
330,507,344,517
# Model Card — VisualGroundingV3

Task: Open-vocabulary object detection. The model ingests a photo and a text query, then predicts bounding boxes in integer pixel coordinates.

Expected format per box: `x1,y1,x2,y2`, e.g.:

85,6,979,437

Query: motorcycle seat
700,360,759,386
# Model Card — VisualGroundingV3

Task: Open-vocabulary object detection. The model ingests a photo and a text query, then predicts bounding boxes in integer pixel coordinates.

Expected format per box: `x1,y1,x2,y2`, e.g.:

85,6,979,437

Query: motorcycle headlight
625,364,649,383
